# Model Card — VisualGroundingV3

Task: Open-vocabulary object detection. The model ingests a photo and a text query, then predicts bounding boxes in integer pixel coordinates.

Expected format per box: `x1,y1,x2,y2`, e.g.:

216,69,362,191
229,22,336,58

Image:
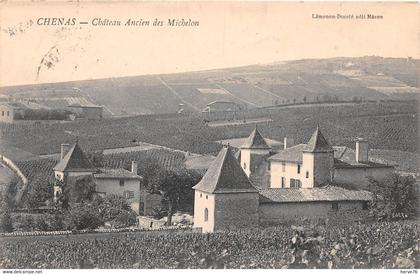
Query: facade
53,142,143,213
193,126,393,233
68,104,103,119
268,129,394,190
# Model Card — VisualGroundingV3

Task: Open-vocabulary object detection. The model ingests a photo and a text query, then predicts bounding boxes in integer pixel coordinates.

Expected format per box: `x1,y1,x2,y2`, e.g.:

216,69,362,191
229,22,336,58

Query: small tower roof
53,142,97,172
304,126,334,153
192,146,258,194
241,127,271,149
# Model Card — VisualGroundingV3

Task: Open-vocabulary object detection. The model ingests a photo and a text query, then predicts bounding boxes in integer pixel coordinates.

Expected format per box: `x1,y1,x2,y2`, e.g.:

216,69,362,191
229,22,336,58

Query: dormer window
243,163,247,170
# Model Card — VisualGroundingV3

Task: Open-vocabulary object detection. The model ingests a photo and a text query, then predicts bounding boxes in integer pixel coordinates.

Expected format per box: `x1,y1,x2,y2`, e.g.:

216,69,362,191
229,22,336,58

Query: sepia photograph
0,1,418,271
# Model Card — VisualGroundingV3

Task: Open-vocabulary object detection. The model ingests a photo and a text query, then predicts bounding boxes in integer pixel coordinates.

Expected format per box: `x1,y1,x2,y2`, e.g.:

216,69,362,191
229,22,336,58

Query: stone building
193,126,393,233
193,146,259,233
67,104,103,119
53,142,143,213
268,127,394,190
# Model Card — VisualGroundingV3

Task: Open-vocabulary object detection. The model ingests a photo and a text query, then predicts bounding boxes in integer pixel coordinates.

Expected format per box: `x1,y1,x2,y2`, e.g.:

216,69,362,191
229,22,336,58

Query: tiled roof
53,143,98,172
333,146,393,169
193,146,258,194
268,144,306,163
259,185,372,203
304,126,334,153
241,127,271,149
94,168,142,179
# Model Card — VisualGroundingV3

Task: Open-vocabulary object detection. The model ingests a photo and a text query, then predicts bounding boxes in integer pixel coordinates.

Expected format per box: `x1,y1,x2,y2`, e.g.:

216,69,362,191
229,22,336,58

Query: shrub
110,210,137,228
14,214,35,231
69,203,103,230
0,211,13,233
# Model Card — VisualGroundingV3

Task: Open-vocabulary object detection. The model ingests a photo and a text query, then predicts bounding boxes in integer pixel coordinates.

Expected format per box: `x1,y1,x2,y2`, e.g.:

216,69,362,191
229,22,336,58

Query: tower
302,126,334,187
240,127,271,177
53,142,98,201
192,146,259,233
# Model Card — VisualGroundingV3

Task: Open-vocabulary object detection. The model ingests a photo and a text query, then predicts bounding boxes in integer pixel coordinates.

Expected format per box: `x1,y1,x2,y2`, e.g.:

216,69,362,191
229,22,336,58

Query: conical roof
241,127,271,149
304,126,334,153
193,146,258,194
53,143,98,172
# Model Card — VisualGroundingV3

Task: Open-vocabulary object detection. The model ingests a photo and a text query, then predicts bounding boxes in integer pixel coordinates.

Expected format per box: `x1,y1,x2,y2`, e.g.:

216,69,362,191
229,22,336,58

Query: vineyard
0,101,417,157
102,149,186,171
0,220,417,269
15,148,187,188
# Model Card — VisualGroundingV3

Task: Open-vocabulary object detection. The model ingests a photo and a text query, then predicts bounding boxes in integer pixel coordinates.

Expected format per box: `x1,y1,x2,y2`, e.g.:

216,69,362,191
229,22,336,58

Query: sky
0,1,418,87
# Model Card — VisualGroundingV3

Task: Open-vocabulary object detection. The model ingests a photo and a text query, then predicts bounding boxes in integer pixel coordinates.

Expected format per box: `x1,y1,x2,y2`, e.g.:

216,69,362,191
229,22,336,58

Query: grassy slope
1,57,418,115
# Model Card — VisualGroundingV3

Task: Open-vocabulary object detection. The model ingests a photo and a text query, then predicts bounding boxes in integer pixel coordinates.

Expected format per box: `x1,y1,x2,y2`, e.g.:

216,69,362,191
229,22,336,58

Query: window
243,162,247,170
331,202,339,211
306,171,309,178
6,111,9,116
290,179,302,188
282,162,286,172
119,179,125,187
200,193,202,198
204,208,209,222
1,111,3,116
297,164,301,174
123,190,134,199
206,195,208,199
281,177,285,188
362,201,369,210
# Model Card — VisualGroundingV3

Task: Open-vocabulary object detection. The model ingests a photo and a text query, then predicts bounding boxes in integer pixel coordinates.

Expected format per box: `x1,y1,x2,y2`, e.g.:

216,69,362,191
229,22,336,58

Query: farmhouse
53,142,146,213
0,103,25,123
193,127,394,233
67,103,103,119
202,101,241,113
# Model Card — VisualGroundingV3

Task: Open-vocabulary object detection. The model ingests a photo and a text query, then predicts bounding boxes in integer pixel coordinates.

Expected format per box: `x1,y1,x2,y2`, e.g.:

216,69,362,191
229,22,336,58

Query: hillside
1,56,418,116
0,101,417,160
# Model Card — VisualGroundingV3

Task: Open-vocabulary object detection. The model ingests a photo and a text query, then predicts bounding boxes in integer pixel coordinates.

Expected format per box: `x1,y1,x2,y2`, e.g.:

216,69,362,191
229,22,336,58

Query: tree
55,175,96,209
22,174,54,209
148,168,200,226
135,157,164,189
368,173,418,220
68,202,103,230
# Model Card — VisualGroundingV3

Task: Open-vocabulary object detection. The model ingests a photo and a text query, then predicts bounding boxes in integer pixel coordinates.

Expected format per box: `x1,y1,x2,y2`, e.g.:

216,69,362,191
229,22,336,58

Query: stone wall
259,200,368,224
214,192,259,231
334,167,394,189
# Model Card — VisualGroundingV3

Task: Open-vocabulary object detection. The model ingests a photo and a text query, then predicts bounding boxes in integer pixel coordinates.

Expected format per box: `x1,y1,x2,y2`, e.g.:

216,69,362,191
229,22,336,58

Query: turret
302,126,334,187
240,127,271,177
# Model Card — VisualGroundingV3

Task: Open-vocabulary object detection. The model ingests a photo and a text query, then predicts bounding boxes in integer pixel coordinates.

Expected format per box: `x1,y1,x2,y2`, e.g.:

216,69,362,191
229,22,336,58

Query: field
2,57,418,116
0,220,417,269
0,101,417,159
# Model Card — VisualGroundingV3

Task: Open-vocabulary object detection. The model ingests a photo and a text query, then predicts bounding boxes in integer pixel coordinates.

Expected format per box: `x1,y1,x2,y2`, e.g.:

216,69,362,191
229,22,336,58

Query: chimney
131,161,138,175
356,138,369,163
60,144,70,160
283,137,294,149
